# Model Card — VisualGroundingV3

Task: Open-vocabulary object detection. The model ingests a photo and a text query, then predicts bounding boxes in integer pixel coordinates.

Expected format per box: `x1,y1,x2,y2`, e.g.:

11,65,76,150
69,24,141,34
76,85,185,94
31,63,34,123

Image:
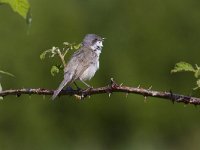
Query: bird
52,34,104,100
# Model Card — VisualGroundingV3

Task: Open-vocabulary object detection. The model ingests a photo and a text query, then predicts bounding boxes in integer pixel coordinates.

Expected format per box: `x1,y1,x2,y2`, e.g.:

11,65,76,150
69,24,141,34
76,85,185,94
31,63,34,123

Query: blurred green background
1,0,200,149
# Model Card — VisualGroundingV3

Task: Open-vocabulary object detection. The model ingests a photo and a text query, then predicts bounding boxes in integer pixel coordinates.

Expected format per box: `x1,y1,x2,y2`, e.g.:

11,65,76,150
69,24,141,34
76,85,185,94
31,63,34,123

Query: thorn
81,94,84,99
110,78,114,86
109,93,111,98
144,96,147,103
110,78,114,85
148,86,152,90
137,84,140,88
110,78,114,82
120,83,123,87
126,93,129,98
110,77,118,88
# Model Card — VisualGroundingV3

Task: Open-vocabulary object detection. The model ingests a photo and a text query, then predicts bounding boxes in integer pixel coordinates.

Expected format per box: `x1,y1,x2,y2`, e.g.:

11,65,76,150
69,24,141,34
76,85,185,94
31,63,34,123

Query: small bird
52,34,104,100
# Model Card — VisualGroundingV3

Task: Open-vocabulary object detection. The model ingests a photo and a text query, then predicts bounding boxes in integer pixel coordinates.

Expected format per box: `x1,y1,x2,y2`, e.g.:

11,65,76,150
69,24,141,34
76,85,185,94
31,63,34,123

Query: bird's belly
80,62,99,81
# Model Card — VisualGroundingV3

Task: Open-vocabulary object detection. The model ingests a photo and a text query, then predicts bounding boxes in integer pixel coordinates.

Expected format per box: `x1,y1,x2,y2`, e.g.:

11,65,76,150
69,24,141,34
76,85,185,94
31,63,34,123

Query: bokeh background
1,0,200,149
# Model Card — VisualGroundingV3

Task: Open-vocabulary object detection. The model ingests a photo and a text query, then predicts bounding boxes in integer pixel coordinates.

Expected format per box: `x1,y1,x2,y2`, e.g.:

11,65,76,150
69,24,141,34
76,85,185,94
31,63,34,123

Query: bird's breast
79,60,99,81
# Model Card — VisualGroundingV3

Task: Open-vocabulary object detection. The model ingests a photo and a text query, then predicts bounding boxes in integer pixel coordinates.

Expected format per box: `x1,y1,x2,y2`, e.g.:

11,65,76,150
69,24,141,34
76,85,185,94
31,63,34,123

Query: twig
56,49,66,68
0,79,200,105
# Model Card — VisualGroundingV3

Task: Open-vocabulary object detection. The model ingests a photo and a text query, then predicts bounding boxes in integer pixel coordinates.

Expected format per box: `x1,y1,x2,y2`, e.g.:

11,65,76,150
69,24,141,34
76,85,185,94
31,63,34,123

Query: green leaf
171,62,195,73
73,43,81,50
50,66,60,76
0,70,15,77
40,51,47,60
0,0,31,20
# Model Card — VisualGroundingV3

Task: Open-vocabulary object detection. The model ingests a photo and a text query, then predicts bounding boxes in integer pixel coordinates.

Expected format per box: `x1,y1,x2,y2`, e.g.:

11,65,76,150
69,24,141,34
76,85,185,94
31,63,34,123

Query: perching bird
52,34,104,100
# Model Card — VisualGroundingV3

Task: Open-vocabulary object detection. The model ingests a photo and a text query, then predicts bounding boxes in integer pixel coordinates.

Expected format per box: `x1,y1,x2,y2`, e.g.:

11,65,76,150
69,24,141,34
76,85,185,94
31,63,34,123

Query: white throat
90,41,103,56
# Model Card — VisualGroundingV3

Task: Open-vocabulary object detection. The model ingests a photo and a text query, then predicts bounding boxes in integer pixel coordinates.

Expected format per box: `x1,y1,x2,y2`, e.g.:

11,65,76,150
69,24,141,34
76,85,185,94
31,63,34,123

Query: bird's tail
52,75,72,100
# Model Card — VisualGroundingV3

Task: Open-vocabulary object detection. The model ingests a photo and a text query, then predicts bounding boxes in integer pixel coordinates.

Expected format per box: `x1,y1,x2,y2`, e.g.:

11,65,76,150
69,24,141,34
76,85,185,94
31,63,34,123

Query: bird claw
65,86,74,91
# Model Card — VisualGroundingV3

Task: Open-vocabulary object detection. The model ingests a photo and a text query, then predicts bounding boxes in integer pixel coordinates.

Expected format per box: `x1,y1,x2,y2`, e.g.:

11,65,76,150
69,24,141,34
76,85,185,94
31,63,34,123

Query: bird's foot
64,86,74,92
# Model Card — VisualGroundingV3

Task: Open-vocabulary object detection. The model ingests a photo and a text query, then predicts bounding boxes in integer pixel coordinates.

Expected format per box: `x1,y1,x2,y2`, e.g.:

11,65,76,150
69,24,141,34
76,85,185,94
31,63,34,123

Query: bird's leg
73,82,82,91
79,79,93,88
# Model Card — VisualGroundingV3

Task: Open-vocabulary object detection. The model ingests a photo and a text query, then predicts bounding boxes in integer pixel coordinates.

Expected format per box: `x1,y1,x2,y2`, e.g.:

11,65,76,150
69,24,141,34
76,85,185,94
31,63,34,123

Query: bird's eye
93,38,98,44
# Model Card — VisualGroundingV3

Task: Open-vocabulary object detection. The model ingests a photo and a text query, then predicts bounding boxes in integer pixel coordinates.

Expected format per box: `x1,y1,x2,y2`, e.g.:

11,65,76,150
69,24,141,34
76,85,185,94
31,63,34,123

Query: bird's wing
71,47,94,81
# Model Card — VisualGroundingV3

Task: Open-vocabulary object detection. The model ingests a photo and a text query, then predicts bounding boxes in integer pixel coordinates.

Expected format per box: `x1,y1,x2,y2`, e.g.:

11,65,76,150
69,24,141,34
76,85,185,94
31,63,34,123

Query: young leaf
40,52,45,60
194,69,200,78
74,43,81,50
171,62,195,73
40,51,48,60
0,70,15,77
197,79,200,88
194,64,200,78
63,42,69,46
50,66,60,76
40,48,57,60
193,79,200,90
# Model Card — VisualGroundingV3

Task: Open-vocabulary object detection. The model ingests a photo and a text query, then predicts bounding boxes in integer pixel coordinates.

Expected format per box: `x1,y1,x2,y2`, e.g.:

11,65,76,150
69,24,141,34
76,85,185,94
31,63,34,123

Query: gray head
82,34,103,47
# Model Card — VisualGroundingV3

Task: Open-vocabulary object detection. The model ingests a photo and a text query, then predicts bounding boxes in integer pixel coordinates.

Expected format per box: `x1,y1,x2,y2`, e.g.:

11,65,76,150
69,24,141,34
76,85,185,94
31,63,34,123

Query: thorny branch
0,78,200,105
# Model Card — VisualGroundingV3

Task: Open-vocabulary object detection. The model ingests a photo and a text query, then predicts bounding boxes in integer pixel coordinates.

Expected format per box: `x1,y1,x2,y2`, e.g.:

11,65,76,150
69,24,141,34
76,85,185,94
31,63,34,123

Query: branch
0,79,200,105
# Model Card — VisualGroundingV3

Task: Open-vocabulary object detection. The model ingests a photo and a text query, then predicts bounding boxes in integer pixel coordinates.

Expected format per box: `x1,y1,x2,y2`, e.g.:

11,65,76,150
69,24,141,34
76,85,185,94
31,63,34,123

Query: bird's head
82,34,104,51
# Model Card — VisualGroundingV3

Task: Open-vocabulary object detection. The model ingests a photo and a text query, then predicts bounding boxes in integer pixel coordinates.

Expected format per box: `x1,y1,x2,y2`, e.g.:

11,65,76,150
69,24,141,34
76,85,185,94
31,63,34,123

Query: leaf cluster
40,42,81,76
